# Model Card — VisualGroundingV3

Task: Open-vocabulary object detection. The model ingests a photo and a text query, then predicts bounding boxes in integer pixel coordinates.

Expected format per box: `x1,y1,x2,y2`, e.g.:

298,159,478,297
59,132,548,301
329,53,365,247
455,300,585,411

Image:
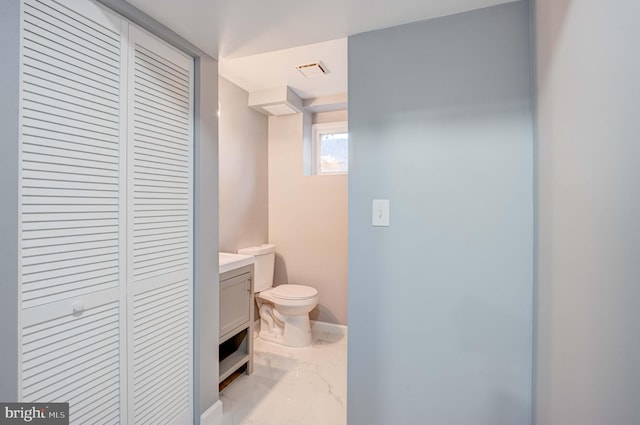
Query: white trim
310,320,348,337
200,400,223,425
311,121,349,175
117,18,129,425
254,319,347,338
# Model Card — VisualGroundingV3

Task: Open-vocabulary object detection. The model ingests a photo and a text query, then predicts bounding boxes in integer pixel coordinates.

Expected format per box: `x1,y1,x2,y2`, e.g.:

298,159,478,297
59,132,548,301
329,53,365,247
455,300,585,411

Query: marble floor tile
220,328,347,425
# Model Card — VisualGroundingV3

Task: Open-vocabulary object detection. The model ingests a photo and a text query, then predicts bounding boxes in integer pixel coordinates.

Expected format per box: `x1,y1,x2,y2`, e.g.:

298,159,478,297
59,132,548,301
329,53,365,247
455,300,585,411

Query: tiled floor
220,326,347,425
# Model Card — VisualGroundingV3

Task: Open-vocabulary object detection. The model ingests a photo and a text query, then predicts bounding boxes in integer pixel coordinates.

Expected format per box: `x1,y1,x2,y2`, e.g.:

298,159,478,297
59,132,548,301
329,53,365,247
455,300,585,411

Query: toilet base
258,313,313,348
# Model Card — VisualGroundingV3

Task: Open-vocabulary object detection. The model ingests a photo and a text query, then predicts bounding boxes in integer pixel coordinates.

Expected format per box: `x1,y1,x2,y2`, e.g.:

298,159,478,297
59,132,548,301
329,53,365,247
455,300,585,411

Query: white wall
347,2,533,424
534,1,640,424
218,77,269,253
268,113,349,325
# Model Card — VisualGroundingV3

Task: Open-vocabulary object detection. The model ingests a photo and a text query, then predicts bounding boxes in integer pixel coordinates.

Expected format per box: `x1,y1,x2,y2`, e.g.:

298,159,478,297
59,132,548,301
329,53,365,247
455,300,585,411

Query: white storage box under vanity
219,253,255,390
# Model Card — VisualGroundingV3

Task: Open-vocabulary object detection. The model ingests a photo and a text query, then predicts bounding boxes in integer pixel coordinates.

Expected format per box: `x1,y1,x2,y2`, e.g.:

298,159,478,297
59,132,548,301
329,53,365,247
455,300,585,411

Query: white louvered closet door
126,27,194,425
20,1,195,424
20,0,127,424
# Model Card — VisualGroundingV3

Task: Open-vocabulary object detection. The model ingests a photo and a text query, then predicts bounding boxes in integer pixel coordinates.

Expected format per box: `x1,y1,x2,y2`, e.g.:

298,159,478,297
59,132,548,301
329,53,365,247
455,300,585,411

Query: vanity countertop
219,252,254,274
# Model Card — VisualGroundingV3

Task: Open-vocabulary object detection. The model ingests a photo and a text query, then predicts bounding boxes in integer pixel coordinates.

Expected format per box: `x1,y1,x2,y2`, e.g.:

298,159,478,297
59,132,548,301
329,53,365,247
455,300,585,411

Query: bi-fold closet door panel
20,0,127,423
19,0,194,424
126,26,194,425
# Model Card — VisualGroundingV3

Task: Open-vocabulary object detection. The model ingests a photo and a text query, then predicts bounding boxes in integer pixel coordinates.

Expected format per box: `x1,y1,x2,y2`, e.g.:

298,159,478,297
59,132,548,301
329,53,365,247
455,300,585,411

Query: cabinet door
126,26,194,425
20,0,126,423
220,273,251,340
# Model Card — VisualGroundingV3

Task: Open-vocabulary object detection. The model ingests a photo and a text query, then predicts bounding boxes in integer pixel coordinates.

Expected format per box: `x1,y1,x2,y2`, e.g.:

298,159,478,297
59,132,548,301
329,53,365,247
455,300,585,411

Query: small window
312,122,348,175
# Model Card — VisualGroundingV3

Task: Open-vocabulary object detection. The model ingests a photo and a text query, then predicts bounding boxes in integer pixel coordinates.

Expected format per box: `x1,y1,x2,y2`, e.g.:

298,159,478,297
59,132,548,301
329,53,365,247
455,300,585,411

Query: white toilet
238,244,319,348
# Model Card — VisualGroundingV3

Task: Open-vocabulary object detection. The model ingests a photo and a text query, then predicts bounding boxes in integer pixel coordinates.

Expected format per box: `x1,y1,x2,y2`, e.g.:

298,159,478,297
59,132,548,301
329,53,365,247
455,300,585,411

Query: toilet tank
237,244,276,292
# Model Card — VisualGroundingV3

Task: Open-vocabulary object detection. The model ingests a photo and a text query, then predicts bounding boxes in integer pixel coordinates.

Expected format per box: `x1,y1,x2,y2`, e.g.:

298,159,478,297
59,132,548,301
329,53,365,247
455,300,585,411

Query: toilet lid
270,284,318,300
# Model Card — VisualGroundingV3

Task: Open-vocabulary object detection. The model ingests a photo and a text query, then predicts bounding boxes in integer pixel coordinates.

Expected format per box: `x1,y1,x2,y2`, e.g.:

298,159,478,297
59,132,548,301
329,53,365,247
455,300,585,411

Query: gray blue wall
534,1,640,424
193,54,220,421
0,0,21,403
347,2,533,424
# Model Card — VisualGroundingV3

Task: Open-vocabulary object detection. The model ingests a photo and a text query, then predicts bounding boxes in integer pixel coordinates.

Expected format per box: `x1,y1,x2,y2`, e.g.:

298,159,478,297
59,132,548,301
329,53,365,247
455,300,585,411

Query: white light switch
372,199,390,227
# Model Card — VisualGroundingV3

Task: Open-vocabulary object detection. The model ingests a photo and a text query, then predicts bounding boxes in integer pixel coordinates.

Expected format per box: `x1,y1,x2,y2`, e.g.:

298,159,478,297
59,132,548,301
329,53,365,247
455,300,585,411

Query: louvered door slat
22,126,119,150
134,236,188,251
23,224,118,240
134,55,188,83
23,23,118,75
22,167,118,184
135,213,189,223
23,165,118,182
23,70,119,109
134,59,188,91
22,301,120,424
90,404,122,425
135,46,189,80
134,116,189,137
134,234,186,246
23,54,119,98
135,370,189,413
22,37,119,85
24,0,120,46
23,238,117,256
23,0,120,63
23,85,119,118
134,50,188,77
135,136,189,156
23,102,119,134
134,92,189,119
24,107,120,137
22,0,121,308
135,149,189,167
72,392,119,424
23,156,118,176
35,175,111,194
127,26,193,425
134,70,189,101
23,74,120,111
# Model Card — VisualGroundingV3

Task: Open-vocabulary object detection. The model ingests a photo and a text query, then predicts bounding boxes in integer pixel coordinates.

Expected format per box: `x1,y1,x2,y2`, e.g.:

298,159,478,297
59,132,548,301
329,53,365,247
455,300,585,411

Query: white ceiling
127,0,518,100
126,0,518,59
220,38,348,100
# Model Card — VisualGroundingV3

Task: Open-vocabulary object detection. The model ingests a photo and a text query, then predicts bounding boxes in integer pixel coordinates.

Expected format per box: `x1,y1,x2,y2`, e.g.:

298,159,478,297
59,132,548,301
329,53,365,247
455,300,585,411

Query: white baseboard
310,320,348,337
200,400,223,425
254,318,347,338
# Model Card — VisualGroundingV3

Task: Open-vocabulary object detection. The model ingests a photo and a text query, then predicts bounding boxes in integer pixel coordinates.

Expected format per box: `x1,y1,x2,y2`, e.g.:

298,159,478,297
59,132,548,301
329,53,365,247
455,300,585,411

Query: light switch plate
372,199,390,227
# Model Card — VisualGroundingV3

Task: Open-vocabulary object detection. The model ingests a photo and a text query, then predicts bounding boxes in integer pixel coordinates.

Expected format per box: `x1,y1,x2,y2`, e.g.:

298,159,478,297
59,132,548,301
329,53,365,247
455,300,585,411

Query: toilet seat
269,284,317,301
257,284,319,308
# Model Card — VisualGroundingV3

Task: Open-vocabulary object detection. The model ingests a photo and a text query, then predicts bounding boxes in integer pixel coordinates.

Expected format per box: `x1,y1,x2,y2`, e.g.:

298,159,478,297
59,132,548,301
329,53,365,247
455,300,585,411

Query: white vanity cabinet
219,265,254,385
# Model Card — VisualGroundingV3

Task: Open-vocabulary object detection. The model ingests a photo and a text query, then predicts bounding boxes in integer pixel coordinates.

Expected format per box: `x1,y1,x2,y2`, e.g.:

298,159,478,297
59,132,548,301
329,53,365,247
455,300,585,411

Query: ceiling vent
296,61,328,78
